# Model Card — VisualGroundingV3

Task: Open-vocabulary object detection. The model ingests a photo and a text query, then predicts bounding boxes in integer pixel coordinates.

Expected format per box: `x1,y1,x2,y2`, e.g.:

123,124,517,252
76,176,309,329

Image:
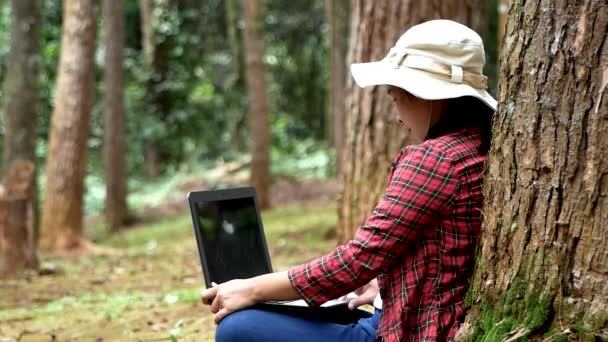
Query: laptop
187,187,351,313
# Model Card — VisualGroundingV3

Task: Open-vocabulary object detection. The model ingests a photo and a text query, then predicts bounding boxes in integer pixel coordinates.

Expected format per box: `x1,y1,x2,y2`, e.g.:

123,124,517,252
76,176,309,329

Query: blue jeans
216,308,382,342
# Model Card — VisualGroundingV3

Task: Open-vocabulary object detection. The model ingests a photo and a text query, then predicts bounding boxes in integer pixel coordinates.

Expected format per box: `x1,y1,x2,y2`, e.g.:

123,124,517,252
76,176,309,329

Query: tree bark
498,0,509,51
40,0,98,252
139,0,172,178
1,0,41,241
326,0,350,175
0,160,37,278
103,0,129,231
337,0,487,243
458,1,608,340
243,0,271,209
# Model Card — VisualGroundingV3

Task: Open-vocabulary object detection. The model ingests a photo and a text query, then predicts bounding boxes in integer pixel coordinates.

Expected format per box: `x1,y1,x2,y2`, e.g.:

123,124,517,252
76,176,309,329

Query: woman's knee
215,309,263,342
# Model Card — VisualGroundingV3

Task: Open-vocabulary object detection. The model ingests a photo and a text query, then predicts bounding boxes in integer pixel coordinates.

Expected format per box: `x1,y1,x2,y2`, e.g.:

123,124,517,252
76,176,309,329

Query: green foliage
0,0,330,181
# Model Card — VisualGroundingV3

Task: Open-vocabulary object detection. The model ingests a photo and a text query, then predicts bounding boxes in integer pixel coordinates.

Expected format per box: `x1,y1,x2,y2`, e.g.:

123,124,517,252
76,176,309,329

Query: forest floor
0,178,341,341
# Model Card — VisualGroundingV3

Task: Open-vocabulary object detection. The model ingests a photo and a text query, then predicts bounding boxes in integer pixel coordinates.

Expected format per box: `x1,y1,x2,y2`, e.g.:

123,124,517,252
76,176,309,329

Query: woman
201,20,497,342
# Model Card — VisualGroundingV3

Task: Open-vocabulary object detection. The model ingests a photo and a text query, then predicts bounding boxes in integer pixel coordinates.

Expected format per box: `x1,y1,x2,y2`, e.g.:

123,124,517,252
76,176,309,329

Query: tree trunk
337,1,488,243
243,0,271,209
458,1,608,340
498,0,509,51
225,0,242,86
40,0,98,252
1,0,41,241
139,0,172,178
0,160,37,278
326,0,350,175
103,0,129,231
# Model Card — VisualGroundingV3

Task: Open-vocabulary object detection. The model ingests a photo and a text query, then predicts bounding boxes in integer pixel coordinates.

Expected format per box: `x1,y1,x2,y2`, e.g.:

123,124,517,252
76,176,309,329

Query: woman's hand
347,278,379,310
200,272,301,324
201,279,258,324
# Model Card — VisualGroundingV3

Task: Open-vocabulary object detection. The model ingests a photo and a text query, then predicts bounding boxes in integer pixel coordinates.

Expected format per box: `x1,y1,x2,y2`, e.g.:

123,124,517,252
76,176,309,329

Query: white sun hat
350,20,497,111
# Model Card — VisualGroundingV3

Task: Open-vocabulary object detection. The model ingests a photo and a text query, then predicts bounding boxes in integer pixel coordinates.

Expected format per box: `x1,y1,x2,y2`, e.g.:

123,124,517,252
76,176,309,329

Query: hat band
383,49,488,89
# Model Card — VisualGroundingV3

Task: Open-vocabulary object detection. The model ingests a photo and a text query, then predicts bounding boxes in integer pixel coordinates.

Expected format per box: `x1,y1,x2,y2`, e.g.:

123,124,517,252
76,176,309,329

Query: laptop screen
194,196,272,285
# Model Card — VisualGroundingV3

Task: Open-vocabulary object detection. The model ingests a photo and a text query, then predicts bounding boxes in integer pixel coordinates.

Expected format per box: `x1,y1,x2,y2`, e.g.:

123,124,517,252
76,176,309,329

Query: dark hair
425,96,494,155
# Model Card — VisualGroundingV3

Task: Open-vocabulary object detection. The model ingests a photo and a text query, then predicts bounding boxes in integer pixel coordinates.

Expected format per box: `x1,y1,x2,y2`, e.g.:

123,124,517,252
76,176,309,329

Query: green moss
590,311,608,331
503,277,526,316
523,293,552,332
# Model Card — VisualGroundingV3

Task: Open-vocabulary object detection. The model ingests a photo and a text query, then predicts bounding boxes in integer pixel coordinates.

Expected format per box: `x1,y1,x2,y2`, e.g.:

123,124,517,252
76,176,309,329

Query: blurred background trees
103,0,129,231
40,0,99,252
0,0,40,276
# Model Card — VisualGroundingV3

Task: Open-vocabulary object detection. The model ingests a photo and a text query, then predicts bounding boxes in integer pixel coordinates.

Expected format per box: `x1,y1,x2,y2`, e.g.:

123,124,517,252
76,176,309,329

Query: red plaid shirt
289,128,486,342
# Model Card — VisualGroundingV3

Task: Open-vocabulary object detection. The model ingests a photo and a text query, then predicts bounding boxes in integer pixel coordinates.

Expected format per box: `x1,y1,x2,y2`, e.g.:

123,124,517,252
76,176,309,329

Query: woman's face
387,86,443,141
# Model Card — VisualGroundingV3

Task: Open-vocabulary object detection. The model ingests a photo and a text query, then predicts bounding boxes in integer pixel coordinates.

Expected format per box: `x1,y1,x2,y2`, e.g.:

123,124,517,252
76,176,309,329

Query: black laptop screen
195,196,271,285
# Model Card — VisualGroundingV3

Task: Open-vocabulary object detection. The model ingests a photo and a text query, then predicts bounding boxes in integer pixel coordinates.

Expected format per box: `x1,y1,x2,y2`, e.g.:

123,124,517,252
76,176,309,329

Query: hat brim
351,61,497,111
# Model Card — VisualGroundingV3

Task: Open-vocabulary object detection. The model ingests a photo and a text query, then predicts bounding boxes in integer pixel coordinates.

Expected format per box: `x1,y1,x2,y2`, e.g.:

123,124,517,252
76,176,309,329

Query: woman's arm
288,143,459,306
201,271,300,323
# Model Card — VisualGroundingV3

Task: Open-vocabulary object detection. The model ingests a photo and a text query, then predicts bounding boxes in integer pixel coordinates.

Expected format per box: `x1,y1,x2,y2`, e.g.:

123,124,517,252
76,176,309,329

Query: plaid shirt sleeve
288,142,459,306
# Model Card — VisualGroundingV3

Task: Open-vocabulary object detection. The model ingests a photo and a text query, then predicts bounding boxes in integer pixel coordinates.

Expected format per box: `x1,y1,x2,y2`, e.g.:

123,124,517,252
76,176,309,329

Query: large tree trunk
0,160,36,278
337,1,488,243
103,0,129,231
458,1,608,340
40,0,98,252
243,0,271,209
498,0,509,50
139,0,172,178
1,0,41,243
326,0,350,175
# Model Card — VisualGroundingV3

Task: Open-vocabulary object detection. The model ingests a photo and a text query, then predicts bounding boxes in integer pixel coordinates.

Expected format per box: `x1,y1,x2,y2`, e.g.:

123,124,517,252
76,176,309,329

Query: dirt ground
0,179,341,342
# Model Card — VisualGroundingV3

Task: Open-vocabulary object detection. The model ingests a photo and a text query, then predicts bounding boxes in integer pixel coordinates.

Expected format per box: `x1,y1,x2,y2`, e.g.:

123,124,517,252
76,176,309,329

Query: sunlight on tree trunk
40,0,99,253
243,0,271,209
103,0,129,231
458,1,608,340
337,0,487,243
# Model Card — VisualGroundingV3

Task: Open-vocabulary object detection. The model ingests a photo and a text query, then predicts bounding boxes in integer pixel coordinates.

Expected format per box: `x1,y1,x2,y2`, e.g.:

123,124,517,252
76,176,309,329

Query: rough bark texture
1,0,41,238
0,160,37,278
139,0,172,178
459,1,608,340
337,0,487,243
40,0,98,252
326,0,350,175
498,0,509,52
243,0,271,209
103,0,129,231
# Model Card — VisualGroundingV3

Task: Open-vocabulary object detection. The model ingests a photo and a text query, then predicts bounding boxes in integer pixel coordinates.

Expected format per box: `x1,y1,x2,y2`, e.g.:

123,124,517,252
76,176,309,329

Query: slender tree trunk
2,0,41,176
326,0,350,175
0,160,36,278
1,0,41,252
225,0,241,86
40,0,98,252
103,0,129,231
243,0,271,209
225,0,247,152
458,1,608,340
337,0,488,243
139,0,172,178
